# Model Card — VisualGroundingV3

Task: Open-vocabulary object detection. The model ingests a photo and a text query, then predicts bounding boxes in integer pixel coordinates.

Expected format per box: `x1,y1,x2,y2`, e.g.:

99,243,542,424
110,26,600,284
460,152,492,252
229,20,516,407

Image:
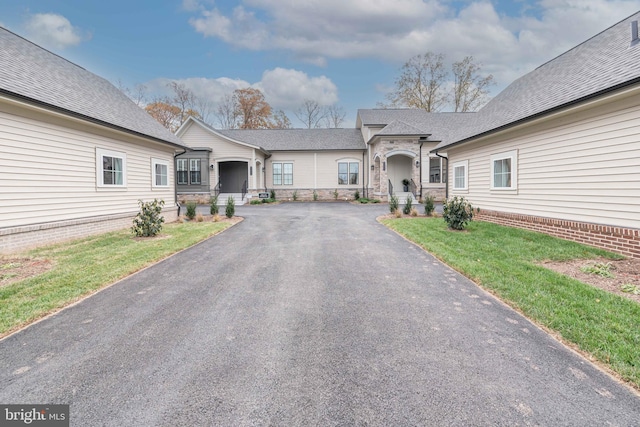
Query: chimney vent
631,20,639,47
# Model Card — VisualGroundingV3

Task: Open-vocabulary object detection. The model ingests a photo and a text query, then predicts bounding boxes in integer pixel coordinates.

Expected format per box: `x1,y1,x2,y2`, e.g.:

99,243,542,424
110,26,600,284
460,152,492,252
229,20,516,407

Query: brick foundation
0,207,179,254
477,210,640,259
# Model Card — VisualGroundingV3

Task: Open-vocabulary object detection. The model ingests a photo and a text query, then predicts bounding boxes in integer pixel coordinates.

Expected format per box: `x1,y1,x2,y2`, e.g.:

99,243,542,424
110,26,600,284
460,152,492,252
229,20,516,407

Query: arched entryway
387,151,415,194
218,161,248,193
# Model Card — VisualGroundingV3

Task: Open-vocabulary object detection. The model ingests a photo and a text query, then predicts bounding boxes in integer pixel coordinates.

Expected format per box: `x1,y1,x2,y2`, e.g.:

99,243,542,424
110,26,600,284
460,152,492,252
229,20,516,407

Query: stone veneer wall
270,188,361,201
477,209,640,259
0,207,179,254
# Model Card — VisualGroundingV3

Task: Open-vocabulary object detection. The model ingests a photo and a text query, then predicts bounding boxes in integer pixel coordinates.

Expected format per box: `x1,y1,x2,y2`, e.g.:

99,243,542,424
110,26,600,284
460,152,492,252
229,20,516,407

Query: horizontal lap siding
449,93,640,229
180,124,253,160
0,106,176,229
316,151,363,189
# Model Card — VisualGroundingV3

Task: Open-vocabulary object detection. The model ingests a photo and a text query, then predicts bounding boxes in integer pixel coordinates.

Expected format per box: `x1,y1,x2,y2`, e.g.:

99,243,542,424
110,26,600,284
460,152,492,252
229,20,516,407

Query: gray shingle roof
0,27,184,147
357,109,475,144
218,128,365,151
436,11,640,149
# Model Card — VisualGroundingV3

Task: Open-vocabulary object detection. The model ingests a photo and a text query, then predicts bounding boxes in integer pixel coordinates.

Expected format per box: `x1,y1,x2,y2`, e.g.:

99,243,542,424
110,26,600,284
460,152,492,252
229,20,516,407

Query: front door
218,161,248,193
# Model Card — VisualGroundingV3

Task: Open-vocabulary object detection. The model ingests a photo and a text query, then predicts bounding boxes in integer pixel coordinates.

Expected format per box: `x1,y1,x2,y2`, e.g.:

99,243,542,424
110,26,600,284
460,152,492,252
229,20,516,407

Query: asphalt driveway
1,203,638,426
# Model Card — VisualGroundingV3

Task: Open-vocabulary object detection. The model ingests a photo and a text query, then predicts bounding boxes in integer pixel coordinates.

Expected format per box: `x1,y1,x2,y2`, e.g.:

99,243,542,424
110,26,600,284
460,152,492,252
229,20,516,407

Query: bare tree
452,56,495,112
215,93,239,129
385,52,448,112
272,109,292,129
294,99,327,129
115,79,147,106
168,81,197,127
324,105,346,128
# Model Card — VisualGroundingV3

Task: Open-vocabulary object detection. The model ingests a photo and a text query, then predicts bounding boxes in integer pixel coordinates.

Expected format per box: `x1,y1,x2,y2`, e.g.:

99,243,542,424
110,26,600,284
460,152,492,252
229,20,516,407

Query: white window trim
452,160,468,191
490,149,518,191
272,161,294,186
337,160,360,186
152,158,170,188
176,158,188,185
96,148,126,188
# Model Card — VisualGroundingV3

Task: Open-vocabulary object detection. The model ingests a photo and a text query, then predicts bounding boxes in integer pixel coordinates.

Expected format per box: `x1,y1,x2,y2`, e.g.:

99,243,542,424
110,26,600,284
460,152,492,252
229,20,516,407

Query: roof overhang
175,116,271,155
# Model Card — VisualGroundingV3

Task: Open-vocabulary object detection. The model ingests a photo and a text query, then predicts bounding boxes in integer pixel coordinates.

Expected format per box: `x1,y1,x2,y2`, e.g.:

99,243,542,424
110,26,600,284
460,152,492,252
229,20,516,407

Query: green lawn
0,221,232,337
382,217,640,389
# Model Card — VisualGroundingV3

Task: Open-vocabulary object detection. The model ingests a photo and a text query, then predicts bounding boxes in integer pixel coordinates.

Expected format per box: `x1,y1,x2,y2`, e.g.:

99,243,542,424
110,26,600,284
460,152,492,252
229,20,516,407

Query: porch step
393,192,419,206
215,193,246,206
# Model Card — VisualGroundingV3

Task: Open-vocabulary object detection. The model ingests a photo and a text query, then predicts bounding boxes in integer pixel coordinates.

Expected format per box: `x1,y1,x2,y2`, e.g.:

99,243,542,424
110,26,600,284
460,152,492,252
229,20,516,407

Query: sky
1,0,640,128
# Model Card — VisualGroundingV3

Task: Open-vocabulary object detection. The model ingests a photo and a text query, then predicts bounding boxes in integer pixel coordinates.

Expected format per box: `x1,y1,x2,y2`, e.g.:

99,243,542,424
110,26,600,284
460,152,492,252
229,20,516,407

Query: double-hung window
429,157,445,183
176,159,188,185
452,160,468,191
190,159,201,185
338,161,359,185
152,158,169,187
96,148,126,187
273,162,293,185
491,150,517,190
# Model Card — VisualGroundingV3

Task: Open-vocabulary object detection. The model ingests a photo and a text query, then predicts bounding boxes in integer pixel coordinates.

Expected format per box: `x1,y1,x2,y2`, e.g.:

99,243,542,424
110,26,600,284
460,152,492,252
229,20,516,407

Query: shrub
185,202,197,220
333,189,339,200
389,194,399,213
225,196,235,218
410,207,418,217
313,190,318,201
394,209,403,218
423,195,435,216
250,199,262,205
292,190,298,201
442,196,475,230
270,189,276,200
131,199,165,237
210,195,219,215
354,189,360,200
403,195,413,215
196,213,204,222
212,213,220,222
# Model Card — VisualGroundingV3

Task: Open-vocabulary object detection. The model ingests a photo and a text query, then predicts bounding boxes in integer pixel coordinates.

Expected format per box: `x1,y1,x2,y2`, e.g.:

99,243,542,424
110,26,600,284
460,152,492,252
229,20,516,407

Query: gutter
431,77,640,153
0,89,189,151
434,151,448,200
173,148,188,216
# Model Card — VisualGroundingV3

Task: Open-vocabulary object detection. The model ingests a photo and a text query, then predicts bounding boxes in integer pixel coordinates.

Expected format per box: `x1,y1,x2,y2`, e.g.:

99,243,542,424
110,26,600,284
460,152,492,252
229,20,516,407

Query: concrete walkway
0,203,638,426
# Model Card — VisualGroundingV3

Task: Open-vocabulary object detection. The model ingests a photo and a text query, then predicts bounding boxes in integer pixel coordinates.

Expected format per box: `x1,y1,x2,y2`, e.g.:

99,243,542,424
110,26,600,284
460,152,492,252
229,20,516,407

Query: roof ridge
0,26,86,71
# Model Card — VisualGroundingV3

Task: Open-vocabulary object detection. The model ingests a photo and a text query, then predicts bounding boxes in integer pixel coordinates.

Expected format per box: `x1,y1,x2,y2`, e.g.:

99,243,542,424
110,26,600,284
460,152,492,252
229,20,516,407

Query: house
175,116,367,203
0,27,188,253
431,12,640,258
174,12,639,258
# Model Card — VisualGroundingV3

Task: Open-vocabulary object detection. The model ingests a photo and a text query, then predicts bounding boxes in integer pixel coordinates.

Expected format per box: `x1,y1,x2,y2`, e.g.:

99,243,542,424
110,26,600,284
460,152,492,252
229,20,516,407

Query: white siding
180,123,255,160
266,151,364,189
0,104,177,229
447,93,640,229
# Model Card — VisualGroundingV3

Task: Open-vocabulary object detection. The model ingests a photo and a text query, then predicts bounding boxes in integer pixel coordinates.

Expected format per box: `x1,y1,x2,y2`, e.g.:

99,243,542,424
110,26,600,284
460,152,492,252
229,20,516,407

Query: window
429,157,442,183
177,159,188,185
152,159,169,187
491,150,517,190
338,161,359,185
273,162,293,185
452,160,468,190
190,159,201,185
96,148,126,187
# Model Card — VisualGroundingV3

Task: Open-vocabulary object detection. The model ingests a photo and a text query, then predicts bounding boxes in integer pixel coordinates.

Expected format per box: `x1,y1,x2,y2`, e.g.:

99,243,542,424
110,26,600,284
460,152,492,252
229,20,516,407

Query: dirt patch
541,258,640,303
0,258,53,288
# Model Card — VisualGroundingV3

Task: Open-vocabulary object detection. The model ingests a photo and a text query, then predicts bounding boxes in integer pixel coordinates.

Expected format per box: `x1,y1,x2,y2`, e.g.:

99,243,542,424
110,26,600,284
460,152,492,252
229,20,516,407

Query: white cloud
186,0,640,88
24,13,87,49
146,68,339,111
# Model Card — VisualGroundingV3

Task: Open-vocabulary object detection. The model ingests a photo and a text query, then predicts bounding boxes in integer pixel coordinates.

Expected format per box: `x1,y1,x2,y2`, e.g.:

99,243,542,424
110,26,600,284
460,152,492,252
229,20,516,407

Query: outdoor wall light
416,160,420,167
250,166,253,176
209,164,214,170
371,165,374,171
383,162,386,171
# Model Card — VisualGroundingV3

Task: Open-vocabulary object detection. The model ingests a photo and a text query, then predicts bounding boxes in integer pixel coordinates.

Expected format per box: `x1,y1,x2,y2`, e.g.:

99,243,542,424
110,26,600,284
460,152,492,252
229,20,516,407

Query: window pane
454,166,465,189
190,159,201,184
155,164,168,186
338,162,347,185
102,155,123,185
493,158,511,188
349,162,358,185
283,163,293,185
273,163,282,185
429,158,440,183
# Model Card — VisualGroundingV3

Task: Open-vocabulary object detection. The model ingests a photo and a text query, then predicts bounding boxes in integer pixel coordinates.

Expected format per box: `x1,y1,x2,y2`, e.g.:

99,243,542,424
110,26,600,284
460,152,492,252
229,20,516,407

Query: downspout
362,150,366,199
435,150,448,200
173,149,187,216
418,138,424,199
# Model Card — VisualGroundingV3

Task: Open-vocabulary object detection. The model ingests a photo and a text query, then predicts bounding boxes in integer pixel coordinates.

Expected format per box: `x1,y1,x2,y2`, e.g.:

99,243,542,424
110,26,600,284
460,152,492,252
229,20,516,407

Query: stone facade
269,188,362,201
371,138,421,201
477,209,640,259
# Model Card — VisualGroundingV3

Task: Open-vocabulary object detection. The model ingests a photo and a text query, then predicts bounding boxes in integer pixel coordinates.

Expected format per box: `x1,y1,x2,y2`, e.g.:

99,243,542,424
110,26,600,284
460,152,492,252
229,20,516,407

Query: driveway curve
1,202,638,426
